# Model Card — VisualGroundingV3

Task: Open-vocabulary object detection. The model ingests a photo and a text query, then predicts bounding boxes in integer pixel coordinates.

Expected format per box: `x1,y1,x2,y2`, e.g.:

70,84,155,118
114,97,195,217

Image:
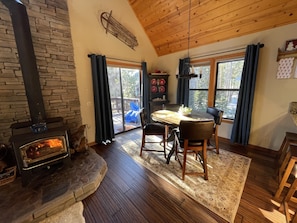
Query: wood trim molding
106,60,141,69
219,137,278,158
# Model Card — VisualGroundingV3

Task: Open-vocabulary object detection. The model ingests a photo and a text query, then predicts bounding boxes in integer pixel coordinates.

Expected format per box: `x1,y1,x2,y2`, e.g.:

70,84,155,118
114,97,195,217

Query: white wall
67,0,158,143
156,23,297,150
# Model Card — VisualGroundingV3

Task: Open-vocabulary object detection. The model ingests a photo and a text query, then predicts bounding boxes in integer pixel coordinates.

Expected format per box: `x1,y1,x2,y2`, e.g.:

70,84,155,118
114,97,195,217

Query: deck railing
110,97,141,114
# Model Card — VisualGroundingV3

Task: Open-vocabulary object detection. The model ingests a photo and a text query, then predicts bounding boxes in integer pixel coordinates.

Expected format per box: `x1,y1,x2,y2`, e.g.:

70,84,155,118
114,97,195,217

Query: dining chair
206,107,224,154
174,120,214,180
139,108,166,158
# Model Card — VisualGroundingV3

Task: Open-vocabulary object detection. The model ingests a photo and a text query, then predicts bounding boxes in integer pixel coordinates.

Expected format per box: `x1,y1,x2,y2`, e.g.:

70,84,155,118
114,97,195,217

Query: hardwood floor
83,128,287,223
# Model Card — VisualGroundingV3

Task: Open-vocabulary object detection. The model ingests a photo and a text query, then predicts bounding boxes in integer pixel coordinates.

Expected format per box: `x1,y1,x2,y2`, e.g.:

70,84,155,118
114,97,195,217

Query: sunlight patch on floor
259,200,286,223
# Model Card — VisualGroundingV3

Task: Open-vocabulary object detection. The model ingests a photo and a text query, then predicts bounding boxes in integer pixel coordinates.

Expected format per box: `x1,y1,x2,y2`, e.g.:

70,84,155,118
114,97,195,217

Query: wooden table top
151,109,214,126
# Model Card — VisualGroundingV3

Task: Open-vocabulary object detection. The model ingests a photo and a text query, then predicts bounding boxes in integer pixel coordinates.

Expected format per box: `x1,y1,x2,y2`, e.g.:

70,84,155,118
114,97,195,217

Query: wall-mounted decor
100,11,138,50
285,39,297,51
276,57,294,79
276,39,297,79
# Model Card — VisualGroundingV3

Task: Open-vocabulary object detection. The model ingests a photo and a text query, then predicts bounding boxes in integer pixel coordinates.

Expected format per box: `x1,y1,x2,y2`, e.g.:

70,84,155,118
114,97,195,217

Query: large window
189,65,210,112
188,53,245,120
215,60,244,119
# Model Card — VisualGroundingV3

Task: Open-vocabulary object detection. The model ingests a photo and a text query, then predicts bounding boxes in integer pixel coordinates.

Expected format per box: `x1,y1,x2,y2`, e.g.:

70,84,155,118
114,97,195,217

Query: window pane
107,66,141,134
189,65,210,89
215,90,239,119
121,68,140,98
107,67,121,98
217,60,243,89
215,59,243,119
189,90,208,112
188,64,210,112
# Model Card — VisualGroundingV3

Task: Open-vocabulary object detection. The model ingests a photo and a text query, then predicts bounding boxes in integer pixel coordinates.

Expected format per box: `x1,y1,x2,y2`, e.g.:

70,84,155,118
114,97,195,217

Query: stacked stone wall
0,0,81,143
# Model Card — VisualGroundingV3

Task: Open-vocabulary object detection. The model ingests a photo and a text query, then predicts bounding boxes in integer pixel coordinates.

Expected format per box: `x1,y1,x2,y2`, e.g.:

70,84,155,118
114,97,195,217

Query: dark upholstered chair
206,107,224,154
139,108,166,158
174,120,214,180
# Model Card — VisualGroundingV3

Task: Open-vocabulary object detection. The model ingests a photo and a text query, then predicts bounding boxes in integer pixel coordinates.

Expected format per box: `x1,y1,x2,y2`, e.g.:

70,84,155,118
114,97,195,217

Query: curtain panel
142,62,150,123
88,54,115,144
231,43,264,145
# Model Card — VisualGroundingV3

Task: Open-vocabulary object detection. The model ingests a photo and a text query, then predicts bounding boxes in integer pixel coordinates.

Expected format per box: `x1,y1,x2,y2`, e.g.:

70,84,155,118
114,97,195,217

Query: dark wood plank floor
83,128,287,223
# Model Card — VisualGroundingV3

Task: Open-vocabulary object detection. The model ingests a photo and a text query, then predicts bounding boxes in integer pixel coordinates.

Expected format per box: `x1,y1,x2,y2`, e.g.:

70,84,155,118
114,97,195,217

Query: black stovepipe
1,0,46,124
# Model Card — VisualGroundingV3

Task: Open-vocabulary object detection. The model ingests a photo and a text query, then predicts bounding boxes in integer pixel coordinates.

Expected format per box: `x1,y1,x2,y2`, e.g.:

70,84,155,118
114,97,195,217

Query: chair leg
275,157,296,199
203,140,208,180
214,133,219,154
182,141,188,180
140,133,145,156
283,177,297,223
292,214,297,223
163,134,166,158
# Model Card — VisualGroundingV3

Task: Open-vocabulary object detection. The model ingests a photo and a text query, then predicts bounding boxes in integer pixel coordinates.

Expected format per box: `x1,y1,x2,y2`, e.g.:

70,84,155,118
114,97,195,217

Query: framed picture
285,39,297,51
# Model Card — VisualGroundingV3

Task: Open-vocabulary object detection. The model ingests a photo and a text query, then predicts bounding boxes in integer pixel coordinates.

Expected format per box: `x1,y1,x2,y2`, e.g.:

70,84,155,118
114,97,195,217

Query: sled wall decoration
100,11,138,50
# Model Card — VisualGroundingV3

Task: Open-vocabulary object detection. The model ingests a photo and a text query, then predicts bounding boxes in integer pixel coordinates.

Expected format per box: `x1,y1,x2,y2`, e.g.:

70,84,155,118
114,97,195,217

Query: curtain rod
107,57,142,64
191,43,264,59
87,54,142,64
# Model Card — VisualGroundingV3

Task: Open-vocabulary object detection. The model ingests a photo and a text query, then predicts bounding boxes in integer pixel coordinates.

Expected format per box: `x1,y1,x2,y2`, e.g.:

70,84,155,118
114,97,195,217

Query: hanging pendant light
176,0,198,79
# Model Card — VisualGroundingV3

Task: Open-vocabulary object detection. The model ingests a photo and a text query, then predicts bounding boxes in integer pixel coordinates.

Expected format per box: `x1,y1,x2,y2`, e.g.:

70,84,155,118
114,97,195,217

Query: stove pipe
1,0,46,124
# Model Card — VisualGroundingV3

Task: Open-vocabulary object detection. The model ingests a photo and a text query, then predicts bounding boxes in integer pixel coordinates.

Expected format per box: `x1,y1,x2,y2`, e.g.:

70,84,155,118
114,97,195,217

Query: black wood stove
9,118,71,186
2,0,72,186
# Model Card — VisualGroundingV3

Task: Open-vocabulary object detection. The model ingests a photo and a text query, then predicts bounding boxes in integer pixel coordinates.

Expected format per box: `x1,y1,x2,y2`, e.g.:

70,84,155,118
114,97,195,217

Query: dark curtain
141,62,150,123
176,57,190,105
89,54,115,144
231,43,263,145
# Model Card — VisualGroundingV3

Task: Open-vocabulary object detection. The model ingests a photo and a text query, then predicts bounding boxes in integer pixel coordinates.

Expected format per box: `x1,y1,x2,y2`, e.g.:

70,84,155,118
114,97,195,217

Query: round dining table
150,109,214,164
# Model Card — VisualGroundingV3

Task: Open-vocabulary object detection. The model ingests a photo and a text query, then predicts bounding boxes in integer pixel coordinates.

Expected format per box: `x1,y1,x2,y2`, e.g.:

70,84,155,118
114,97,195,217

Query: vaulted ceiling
129,0,297,56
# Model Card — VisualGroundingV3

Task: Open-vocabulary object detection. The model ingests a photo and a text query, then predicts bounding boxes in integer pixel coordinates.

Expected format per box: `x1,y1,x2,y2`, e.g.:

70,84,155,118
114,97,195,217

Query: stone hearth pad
0,148,107,223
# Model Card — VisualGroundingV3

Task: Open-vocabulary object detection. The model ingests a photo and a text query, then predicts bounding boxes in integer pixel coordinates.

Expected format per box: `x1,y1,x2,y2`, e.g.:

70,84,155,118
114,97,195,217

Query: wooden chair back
176,120,214,180
139,108,147,129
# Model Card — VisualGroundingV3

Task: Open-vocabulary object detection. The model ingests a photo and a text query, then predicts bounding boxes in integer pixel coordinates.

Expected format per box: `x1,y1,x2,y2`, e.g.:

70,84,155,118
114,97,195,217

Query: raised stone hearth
0,148,107,223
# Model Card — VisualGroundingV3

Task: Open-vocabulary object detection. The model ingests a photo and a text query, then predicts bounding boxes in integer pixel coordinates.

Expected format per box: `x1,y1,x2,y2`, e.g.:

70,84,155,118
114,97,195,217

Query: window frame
190,52,245,122
106,60,142,133
188,62,211,112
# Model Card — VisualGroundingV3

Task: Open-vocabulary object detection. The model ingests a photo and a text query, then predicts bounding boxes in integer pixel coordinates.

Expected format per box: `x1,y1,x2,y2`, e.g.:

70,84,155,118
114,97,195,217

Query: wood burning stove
3,0,73,186
20,136,67,169
10,118,71,186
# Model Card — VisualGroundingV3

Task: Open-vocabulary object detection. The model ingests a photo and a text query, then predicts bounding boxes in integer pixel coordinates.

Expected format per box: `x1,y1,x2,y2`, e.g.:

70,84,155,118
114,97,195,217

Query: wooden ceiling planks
129,0,188,26
129,0,297,56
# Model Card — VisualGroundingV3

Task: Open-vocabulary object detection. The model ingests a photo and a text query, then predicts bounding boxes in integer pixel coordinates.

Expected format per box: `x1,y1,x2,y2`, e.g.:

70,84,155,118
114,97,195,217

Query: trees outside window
215,60,244,119
107,66,141,133
188,53,244,120
189,65,210,112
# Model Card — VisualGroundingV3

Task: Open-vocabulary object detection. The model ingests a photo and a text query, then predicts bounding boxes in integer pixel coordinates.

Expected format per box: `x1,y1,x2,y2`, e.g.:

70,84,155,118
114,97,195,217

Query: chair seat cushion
179,139,203,148
144,123,165,134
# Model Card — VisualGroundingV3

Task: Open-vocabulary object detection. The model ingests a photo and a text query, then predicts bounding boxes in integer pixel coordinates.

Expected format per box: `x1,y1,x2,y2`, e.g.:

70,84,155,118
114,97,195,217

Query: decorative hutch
148,73,169,116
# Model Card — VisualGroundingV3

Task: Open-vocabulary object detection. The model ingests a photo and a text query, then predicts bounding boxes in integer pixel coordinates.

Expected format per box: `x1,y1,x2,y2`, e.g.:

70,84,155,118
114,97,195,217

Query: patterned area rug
121,138,251,223
39,202,85,223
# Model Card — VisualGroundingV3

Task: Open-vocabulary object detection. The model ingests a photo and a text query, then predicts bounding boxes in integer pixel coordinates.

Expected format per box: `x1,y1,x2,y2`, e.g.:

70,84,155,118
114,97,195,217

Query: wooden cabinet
148,74,169,115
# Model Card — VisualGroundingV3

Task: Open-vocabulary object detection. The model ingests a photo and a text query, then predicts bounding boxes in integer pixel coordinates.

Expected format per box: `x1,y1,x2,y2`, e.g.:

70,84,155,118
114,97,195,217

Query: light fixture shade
176,57,198,79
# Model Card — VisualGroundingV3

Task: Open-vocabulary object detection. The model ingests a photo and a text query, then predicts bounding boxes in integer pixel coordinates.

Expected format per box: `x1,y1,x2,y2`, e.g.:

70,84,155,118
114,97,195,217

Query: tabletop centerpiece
178,105,192,116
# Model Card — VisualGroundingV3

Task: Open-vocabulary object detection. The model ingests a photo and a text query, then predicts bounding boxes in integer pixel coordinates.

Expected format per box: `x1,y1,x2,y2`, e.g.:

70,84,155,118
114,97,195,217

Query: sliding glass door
107,66,141,134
